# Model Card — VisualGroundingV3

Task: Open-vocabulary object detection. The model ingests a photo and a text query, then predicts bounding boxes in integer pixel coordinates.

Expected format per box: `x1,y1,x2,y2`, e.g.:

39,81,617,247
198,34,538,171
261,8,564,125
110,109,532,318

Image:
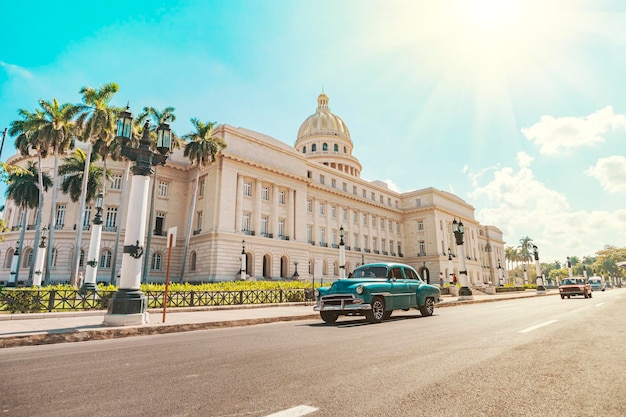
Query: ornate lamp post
447,248,453,285
339,226,346,279
523,264,528,285
7,240,22,287
497,259,504,286
293,261,299,279
453,219,473,300
567,256,573,278
582,264,588,281
83,192,104,291
33,227,49,287
240,240,246,281
103,107,172,326
531,244,545,293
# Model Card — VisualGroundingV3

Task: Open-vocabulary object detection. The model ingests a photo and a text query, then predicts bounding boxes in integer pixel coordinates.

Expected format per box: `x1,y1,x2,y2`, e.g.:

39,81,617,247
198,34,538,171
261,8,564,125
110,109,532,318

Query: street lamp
531,244,545,293
453,219,473,300
83,192,104,291
339,226,346,279
523,264,528,285
447,248,453,285
103,107,172,326
240,240,246,281
293,261,299,279
33,227,49,287
7,240,22,287
497,259,504,286
567,256,573,278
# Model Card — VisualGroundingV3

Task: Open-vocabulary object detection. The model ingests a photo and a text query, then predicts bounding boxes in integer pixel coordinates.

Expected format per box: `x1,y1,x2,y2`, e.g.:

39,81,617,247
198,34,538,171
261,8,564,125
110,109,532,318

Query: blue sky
1,0,625,263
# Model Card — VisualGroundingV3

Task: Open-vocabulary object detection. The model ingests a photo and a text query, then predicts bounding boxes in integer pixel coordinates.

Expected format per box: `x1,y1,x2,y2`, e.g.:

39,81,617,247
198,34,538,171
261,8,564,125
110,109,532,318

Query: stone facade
0,94,506,286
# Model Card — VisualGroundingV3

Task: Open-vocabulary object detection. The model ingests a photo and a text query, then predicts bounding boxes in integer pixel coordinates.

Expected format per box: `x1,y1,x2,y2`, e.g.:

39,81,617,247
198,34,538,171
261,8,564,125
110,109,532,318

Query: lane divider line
518,320,558,334
265,405,319,417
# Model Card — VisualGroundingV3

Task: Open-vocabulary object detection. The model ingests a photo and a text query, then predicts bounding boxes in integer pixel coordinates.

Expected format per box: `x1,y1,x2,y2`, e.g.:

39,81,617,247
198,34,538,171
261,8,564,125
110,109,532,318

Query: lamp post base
536,285,547,294
103,289,149,326
81,282,98,292
458,286,474,301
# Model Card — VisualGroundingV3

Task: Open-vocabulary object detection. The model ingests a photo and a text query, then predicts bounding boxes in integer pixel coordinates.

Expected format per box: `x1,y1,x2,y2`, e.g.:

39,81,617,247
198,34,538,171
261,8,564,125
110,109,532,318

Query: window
343,208,347,221
373,237,378,252
319,227,325,244
99,250,112,268
372,216,376,227
419,241,426,255
363,235,369,250
397,223,400,233
158,181,169,197
199,179,205,198
380,219,385,230
388,198,392,206
353,186,357,195
151,253,162,271
110,174,122,190
331,206,336,218
331,178,336,188
322,143,328,151
371,192,375,201
24,248,33,268
83,206,91,228
262,186,269,200
56,205,66,227
362,213,367,225
197,211,203,230
416,198,421,207
343,182,347,192
242,213,251,231
105,207,118,228
155,212,165,235
320,175,325,185
319,203,325,215
353,211,357,223
362,189,367,198
332,229,337,245
302,146,306,153
244,181,252,196
306,225,313,243
190,251,197,271
389,220,393,230
51,248,58,267
353,233,358,247
307,200,312,212
261,217,268,234
79,249,85,267
279,190,285,204
343,146,347,153
312,144,317,152
418,220,424,231
278,219,285,237
379,195,384,203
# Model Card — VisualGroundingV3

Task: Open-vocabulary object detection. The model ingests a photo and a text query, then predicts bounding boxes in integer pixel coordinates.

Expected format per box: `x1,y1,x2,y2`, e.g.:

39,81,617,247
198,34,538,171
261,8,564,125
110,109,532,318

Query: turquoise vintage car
314,262,441,324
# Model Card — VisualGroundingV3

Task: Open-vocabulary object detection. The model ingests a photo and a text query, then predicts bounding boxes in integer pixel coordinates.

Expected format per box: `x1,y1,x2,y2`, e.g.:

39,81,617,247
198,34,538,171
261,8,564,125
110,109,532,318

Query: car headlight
314,289,320,298
355,285,364,295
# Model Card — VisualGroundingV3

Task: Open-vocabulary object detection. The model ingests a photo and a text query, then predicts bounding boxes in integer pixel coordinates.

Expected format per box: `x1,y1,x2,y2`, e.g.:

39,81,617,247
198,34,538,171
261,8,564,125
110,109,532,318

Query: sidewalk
0,290,557,349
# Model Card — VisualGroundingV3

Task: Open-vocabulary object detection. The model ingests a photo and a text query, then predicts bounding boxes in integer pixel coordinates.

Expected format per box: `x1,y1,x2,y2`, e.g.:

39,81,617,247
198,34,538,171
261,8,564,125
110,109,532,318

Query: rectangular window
319,227,325,245
151,253,162,271
389,220,393,230
320,175,325,185
362,189,367,198
196,211,203,230
158,181,169,197
319,203,325,215
307,200,312,212
418,220,424,231
199,179,205,198
331,205,336,218
352,211,357,223
262,186,269,201
155,212,165,235
371,192,375,201
332,229,337,245
380,218,384,229
416,198,421,207
371,216,376,227
105,207,117,228
379,195,384,203
244,181,252,196
343,182,347,192
353,186,357,195
83,206,91,228
110,174,122,190
261,217,268,234
306,225,313,243
242,213,251,231
373,237,378,251
343,208,347,221
279,190,285,204
362,213,367,225
56,205,66,227
331,179,336,188
278,219,285,237
363,235,368,250
419,241,426,255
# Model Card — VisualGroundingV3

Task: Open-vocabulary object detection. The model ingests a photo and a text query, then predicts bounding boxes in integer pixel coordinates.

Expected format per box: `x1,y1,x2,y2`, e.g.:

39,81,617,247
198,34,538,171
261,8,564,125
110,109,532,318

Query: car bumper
314,298,372,313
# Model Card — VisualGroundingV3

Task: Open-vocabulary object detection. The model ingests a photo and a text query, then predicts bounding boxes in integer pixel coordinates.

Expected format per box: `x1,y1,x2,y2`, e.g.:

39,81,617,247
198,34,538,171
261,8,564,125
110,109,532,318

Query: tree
518,236,534,265
71,82,120,285
180,119,227,282
58,149,104,203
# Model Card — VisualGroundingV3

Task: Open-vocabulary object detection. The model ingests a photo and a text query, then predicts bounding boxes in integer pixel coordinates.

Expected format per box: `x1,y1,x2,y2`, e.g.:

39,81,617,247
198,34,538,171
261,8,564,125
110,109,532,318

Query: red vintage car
559,278,592,299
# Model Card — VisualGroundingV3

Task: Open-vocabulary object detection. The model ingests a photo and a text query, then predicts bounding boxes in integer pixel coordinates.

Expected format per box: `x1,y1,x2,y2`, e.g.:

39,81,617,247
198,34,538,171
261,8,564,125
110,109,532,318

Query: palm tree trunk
71,141,93,286
44,150,61,286
180,166,200,282
110,161,131,285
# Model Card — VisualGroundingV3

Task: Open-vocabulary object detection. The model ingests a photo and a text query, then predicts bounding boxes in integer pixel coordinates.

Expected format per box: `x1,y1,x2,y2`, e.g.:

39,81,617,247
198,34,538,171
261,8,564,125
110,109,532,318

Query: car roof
357,262,416,269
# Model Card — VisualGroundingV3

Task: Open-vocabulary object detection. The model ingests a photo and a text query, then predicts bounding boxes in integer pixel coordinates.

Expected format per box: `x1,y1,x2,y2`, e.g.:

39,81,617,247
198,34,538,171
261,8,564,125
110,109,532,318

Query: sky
1,0,625,264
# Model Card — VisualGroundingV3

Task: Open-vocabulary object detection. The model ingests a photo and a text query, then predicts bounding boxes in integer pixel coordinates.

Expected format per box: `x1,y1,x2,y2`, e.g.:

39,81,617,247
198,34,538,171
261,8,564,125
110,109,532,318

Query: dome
296,93,351,141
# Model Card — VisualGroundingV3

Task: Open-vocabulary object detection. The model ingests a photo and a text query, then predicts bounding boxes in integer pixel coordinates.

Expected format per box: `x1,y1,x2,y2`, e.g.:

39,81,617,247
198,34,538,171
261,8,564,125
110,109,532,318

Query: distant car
559,278,592,299
588,278,605,292
314,262,441,324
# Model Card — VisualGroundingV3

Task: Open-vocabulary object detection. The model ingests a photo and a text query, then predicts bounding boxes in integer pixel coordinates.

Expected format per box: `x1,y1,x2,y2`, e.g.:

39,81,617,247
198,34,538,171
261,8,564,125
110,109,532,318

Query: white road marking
518,320,558,334
265,405,319,417
595,303,605,307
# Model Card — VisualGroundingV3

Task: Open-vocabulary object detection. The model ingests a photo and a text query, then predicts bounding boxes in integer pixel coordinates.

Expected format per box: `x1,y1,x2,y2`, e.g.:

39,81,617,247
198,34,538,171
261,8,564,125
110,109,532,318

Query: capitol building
1,93,506,286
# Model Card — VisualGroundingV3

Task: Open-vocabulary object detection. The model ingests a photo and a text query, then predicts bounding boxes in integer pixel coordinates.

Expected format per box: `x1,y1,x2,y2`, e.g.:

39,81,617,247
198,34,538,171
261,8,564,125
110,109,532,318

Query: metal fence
0,288,311,314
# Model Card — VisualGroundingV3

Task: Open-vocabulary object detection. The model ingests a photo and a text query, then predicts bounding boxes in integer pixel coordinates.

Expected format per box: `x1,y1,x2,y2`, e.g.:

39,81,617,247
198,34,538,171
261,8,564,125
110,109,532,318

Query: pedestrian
76,271,83,288
453,274,457,285
439,272,444,288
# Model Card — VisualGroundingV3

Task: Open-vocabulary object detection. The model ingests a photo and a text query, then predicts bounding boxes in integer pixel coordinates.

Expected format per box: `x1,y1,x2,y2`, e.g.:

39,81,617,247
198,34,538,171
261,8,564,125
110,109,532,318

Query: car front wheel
366,297,385,323
320,311,338,324
419,297,435,316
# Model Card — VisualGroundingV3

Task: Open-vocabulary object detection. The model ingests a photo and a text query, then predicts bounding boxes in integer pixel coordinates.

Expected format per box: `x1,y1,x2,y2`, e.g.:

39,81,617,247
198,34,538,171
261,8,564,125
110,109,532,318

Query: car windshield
352,266,388,278
562,279,581,285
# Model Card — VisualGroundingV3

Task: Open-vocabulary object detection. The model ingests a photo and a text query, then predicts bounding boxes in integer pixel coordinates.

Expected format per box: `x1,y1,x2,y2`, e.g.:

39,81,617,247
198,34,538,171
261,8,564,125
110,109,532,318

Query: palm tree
136,106,179,283
71,82,120,285
58,149,104,202
5,162,52,282
180,119,227,282
518,236,534,266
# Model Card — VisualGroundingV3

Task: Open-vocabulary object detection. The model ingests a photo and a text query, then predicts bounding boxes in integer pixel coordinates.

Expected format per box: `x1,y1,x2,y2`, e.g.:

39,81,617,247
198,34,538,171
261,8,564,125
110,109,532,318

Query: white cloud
516,151,534,168
521,106,626,155
382,179,401,192
467,162,626,261
0,61,33,79
585,155,626,193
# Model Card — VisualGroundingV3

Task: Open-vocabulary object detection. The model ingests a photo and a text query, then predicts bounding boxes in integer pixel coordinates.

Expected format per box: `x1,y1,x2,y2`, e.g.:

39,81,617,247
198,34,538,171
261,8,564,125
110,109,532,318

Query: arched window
190,251,197,272
99,250,112,268
5,248,14,268
322,143,328,151
322,260,328,275
343,146,347,153
263,254,271,278
79,249,85,267
302,146,306,153
151,253,162,271
333,144,338,152
22,247,33,268
311,144,317,152
281,256,288,278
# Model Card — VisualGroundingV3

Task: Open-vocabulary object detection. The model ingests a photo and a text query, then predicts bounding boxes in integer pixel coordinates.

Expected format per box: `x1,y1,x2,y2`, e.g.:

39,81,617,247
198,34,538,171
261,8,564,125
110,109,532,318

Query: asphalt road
1,289,625,417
